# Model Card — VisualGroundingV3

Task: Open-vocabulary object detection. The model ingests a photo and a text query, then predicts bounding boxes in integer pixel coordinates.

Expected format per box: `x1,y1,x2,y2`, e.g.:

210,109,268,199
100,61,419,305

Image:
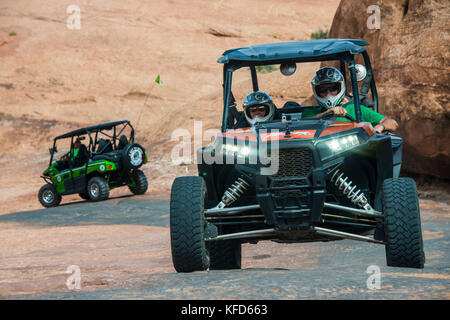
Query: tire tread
170,176,209,272
383,177,425,268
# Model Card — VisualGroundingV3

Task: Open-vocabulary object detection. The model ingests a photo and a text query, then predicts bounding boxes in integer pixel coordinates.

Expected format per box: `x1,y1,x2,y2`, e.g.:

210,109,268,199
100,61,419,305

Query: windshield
226,58,374,130
50,134,89,165
231,62,324,110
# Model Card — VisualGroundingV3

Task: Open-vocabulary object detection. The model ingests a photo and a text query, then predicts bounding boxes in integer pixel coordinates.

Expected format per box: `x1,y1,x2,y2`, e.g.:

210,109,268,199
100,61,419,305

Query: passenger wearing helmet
242,91,276,126
303,66,398,133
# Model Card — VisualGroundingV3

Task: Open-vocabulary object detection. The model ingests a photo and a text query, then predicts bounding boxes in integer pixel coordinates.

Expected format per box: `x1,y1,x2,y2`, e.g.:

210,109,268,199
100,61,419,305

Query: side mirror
280,62,296,76
49,147,57,154
355,64,367,81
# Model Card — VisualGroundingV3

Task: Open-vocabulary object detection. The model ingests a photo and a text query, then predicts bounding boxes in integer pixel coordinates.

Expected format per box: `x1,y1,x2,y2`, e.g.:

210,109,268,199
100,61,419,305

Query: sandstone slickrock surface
328,0,450,178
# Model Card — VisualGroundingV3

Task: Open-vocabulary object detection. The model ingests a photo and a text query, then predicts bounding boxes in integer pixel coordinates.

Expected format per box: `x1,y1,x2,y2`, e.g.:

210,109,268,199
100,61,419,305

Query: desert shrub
310,28,328,40
255,65,277,73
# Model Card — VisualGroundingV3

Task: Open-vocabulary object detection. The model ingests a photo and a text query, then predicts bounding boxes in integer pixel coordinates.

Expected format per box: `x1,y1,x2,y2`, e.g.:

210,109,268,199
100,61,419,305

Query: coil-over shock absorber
216,177,250,209
330,169,374,211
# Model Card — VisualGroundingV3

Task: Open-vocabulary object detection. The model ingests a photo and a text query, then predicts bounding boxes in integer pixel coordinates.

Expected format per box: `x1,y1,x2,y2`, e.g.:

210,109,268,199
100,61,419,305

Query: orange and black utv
169,39,425,272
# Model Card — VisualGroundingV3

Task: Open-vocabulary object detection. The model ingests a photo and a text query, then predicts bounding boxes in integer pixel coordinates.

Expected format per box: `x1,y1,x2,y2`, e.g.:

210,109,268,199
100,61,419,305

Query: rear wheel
382,178,425,268
87,176,109,201
129,169,148,195
38,184,61,208
209,240,242,270
170,176,209,272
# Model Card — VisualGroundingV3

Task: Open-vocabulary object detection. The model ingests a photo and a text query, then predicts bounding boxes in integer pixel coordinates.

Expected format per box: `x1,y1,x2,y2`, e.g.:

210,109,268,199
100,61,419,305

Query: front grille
274,148,313,177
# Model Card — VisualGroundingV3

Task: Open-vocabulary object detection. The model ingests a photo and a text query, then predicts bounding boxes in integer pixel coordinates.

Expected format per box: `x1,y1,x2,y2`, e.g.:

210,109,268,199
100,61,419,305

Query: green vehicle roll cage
42,120,141,194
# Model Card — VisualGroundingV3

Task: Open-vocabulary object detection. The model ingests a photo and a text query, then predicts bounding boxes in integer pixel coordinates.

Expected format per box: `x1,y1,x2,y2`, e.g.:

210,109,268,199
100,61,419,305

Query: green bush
310,28,328,40
255,65,277,73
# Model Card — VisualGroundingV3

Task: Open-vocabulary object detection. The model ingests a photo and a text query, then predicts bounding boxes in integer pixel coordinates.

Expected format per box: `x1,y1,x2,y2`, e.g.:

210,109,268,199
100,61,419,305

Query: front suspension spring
330,169,373,211
217,177,250,209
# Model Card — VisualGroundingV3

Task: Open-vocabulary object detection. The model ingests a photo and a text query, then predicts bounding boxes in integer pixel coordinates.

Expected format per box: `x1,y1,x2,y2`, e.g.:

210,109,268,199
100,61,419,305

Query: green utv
39,120,148,208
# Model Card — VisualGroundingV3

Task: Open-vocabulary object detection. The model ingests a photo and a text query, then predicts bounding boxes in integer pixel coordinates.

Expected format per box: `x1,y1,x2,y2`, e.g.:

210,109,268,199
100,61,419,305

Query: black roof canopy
55,120,130,140
218,39,369,64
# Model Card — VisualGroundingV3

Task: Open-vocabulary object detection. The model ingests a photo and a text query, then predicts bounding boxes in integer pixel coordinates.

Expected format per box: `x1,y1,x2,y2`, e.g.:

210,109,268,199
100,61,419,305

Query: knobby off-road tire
129,169,148,195
87,176,110,201
209,240,242,270
170,176,209,273
38,184,62,208
382,178,425,268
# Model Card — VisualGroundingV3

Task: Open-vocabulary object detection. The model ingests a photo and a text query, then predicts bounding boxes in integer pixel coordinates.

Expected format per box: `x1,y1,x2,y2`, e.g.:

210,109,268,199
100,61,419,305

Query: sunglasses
248,105,267,112
317,83,340,95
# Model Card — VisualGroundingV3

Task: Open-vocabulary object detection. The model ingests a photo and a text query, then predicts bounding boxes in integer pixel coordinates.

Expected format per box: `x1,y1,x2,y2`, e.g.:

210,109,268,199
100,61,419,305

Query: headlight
317,134,361,159
221,144,253,159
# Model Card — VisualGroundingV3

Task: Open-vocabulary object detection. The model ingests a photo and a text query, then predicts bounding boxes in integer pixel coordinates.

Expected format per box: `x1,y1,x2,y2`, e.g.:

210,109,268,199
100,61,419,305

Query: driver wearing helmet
56,138,89,171
241,91,276,126
303,66,398,133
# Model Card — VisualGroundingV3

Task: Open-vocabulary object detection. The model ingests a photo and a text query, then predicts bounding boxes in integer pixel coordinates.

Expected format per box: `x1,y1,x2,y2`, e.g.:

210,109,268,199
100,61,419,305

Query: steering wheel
320,110,356,122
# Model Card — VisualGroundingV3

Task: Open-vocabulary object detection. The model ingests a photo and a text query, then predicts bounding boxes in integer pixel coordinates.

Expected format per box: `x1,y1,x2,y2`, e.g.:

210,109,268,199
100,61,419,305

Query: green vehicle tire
129,169,148,195
87,176,109,201
38,184,62,208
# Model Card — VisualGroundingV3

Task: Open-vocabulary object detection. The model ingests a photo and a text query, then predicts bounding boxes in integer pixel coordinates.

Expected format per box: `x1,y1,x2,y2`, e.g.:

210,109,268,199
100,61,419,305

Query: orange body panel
319,121,374,138
217,122,374,143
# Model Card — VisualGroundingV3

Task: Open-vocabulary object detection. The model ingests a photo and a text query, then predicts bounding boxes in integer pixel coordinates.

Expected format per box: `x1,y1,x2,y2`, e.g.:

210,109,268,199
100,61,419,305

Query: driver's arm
310,106,347,118
374,118,398,133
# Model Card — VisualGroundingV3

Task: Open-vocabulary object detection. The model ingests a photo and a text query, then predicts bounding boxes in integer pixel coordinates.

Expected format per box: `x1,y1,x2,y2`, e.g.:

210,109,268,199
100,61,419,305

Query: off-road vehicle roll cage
39,120,148,207
48,120,135,167
220,39,378,131
169,39,425,272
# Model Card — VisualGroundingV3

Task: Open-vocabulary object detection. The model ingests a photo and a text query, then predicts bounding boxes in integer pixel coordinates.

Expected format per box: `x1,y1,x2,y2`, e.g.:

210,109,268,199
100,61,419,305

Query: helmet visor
315,83,341,96
245,104,269,118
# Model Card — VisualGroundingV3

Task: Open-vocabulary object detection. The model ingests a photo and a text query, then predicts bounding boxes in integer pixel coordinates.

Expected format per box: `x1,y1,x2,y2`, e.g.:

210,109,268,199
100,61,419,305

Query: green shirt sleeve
335,104,385,126
300,103,385,126
359,105,385,126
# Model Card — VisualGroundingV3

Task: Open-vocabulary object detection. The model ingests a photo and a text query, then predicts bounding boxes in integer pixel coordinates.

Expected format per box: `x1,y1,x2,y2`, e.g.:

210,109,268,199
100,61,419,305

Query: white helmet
311,66,346,109
243,91,275,125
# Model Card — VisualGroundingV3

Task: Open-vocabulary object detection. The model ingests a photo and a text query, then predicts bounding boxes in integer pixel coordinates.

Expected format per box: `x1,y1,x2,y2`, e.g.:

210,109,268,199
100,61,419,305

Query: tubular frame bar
313,226,385,244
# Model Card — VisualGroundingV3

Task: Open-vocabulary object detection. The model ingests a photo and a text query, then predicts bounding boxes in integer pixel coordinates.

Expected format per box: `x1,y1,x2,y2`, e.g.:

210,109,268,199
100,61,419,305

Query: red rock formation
328,0,450,179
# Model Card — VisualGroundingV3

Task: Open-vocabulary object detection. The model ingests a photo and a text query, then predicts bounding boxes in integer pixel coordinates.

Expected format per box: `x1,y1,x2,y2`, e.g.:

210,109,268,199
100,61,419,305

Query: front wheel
209,240,242,270
170,176,209,273
382,178,425,268
38,184,61,208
